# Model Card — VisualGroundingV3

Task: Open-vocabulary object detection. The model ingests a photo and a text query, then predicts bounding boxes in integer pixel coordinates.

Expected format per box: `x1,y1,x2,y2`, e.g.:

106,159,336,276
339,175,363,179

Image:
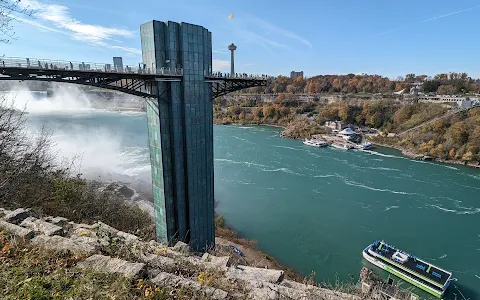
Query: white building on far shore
325,121,347,131
338,128,356,140
418,95,479,109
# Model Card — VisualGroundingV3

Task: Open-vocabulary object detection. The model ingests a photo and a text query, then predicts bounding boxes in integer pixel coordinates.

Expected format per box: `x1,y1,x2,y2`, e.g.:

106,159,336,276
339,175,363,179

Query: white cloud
15,16,66,34
213,49,229,54
17,0,137,54
249,17,313,49
224,15,311,54
230,25,288,54
375,5,480,36
111,46,141,55
212,59,230,72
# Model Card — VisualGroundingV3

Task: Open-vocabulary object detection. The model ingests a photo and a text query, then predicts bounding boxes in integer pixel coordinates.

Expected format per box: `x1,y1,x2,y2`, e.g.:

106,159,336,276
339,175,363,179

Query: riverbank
368,138,480,169
221,119,480,170
214,119,326,140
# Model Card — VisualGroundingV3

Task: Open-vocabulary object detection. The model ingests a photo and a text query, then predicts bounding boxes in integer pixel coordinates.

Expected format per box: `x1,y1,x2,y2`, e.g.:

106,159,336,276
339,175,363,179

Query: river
17,94,480,299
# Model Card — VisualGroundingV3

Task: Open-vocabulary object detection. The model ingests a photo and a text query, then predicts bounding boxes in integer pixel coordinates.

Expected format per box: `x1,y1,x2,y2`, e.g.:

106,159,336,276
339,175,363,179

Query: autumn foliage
239,73,480,95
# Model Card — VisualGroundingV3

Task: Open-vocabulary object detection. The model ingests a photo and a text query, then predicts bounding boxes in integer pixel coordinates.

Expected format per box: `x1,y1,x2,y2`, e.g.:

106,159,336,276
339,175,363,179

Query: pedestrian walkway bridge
0,56,268,98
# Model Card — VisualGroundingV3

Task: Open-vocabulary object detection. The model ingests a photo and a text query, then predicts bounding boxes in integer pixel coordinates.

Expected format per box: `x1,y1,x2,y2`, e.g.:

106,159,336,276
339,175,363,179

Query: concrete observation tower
228,43,237,76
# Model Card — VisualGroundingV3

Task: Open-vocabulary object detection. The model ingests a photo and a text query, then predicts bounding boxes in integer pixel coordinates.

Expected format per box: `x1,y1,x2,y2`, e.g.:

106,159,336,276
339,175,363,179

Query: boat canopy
392,251,408,264
339,128,355,135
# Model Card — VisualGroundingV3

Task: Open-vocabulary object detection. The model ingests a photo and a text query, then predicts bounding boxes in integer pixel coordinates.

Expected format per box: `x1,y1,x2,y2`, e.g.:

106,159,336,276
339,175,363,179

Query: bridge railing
0,56,183,76
204,71,271,80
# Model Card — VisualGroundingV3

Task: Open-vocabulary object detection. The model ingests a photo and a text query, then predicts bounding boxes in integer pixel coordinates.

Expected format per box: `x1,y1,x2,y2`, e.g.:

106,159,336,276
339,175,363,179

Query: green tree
422,80,440,93
437,85,455,95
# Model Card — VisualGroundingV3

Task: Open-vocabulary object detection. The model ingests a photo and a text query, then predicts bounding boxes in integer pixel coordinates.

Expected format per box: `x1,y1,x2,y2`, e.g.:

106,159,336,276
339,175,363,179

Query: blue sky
3,0,480,78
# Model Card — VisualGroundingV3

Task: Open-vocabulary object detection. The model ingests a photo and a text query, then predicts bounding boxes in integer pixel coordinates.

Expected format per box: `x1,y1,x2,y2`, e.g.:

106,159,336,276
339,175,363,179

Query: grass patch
0,232,225,299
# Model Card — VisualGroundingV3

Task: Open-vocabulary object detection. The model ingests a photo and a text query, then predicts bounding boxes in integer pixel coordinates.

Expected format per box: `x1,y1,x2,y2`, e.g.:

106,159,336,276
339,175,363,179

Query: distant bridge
0,56,268,98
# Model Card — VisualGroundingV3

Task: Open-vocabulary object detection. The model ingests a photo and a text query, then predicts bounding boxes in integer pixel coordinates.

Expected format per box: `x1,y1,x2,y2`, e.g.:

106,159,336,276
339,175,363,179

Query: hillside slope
0,207,359,300
373,107,480,165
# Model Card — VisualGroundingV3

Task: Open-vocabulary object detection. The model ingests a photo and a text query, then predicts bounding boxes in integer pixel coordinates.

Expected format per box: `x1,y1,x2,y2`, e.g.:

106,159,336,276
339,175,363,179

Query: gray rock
172,241,190,255
248,280,360,300
140,253,176,268
20,217,63,236
226,265,284,284
0,208,11,218
4,208,31,224
146,240,168,253
70,234,104,247
202,253,231,269
0,220,34,240
70,222,99,230
96,221,119,236
152,272,228,300
72,227,97,239
77,255,145,278
281,280,354,299
116,230,139,244
164,248,185,258
43,216,69,227
72,227,112,248
31,235,96,255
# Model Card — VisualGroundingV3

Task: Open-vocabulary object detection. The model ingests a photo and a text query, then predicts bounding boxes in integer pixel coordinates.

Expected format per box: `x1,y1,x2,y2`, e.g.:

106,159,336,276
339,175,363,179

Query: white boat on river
331,142,354,150
303,139,329,148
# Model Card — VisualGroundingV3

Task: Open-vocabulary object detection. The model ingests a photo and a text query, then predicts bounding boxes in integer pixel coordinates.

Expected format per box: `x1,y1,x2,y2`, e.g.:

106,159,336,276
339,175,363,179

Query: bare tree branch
0,0,33,44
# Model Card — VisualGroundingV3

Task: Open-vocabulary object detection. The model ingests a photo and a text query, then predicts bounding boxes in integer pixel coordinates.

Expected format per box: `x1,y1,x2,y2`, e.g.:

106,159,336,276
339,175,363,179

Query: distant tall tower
228,43,237,76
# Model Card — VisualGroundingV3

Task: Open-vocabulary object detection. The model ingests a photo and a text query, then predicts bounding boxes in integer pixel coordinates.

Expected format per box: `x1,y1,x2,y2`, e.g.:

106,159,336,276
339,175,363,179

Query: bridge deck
0,56,182,77
0,57,269,97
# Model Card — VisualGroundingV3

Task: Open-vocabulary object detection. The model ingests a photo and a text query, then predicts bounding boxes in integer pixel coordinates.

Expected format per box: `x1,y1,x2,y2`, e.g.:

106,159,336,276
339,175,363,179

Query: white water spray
2,83,93,114
3,83,151,182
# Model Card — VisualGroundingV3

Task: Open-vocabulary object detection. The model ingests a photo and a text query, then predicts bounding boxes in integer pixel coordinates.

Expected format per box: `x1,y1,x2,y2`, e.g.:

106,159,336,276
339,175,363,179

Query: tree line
240,73,480,95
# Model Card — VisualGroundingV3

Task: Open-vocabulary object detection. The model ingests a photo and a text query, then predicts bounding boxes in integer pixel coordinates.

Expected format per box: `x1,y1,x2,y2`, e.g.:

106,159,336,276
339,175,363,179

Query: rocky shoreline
369,141,480,168
0,207,360,299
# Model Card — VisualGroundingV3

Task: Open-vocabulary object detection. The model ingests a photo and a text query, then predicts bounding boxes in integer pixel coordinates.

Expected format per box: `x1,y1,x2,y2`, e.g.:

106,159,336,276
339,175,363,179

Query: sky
2,0,480,78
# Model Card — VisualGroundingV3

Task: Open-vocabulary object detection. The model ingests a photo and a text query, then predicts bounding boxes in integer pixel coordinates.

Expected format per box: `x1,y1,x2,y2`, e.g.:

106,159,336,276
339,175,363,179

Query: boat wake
262,167,303,176
467,174,480,180
367,166,401,172
343,179,411,195
362,150,399,159
214,158,270,169
384,206,399,211
427,204,480,215
440,165,460,170
272,145,303,151
313,174,337,178
429,254,449,261
316,252,331,265
411,159,460,170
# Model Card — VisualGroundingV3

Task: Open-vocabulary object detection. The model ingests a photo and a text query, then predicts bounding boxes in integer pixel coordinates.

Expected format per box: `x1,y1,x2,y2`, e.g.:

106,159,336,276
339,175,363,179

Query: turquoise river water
25,110,480,299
